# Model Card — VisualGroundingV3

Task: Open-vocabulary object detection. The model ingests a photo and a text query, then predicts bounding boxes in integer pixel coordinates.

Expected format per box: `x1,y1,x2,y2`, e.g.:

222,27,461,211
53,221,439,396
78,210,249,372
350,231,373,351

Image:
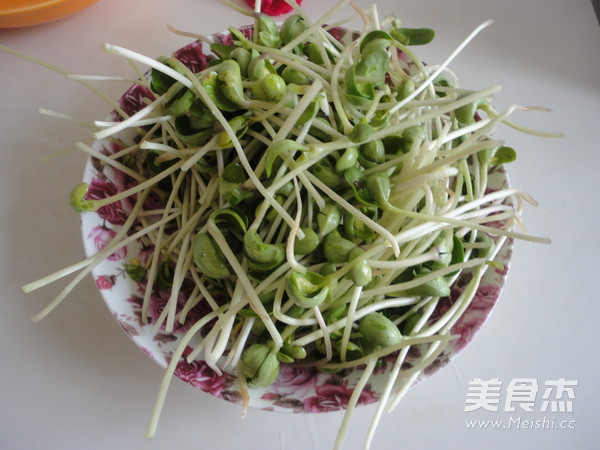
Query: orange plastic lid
0,0,101,28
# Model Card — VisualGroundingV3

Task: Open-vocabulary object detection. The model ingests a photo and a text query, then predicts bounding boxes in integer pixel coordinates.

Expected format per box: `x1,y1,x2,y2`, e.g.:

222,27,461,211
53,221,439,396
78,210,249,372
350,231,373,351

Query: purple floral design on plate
173,41,214,73
212,25,254,46
87,225,127,261
124,282,215,337
85,177,129,226
96,274,116,290
261,365,318,410
110,83,156,121
450,284,502,351
303,378,378,413
175,357,235,397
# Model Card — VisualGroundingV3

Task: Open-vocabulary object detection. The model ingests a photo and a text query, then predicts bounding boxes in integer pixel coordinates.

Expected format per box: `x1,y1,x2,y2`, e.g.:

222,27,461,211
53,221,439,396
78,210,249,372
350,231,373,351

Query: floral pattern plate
80,26,513,413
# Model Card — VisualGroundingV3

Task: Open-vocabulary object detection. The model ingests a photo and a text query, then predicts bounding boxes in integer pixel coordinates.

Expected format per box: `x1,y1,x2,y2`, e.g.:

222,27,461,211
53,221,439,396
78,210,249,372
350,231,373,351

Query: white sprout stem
92,94,166,141
293,297,421,347
384,337,452,414
23,257,92,294
207,221,283,348
330,40,358,134
250,97,293,125
367,248,440,269
385,369,421,413
390,166,458,194
237,367,251,418
161,119,187,152
177,286,202,324
384,294,441,411
387,241,507,412
280,0,352,53
483,104,565,138
322,333,451,371
38,108,97,130
381,84,500,137
388,20,494,115
340,286,362,362
75,142,146,183
365,90,386,122
66,74,139,82
350,1,370,29
164,232,192,333
406,139,503,180
273,289,319,327
95,115,174,129
305,172,400,256
372,196,545,255
203,283,247,371
385,200,549,245
361,257,486,299
313,305,333,361
254,263,291,295
102,43,193,89
92,159,186,210
299,171,327,211
31,212,178,322
429,235,508,336
362,346,411,450
264,51,331,85
462,208,517,226
139,141,184,155
286,178,307,273
108,141,146,161
333,358,377,450
362,152,411,176
363,340,451,450
166,24,214,43
169,59,300,233
226,317,256,370
275,79,324,141
22,187,150,294
0,43,127,117
146,304,229,439
190,272,220,311
141,170,188,324
264,193,298,244
186,295,248,371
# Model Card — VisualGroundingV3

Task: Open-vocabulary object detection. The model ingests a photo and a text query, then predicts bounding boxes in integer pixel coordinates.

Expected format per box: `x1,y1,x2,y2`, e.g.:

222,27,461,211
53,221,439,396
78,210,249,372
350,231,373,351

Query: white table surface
1,1,598,449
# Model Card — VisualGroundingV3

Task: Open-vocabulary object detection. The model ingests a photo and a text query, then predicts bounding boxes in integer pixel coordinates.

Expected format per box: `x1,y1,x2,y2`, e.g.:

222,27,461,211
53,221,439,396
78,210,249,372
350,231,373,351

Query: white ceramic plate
81,26,513,413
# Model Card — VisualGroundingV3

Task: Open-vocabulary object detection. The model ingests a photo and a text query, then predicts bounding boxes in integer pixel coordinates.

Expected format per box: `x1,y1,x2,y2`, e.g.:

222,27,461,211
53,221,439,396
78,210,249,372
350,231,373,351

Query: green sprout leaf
69,182,96,212
285,271,330,308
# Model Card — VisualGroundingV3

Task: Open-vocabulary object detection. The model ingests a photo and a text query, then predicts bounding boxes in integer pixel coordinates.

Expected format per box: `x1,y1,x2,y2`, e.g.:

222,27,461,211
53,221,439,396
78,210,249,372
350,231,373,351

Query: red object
244,0,303,16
